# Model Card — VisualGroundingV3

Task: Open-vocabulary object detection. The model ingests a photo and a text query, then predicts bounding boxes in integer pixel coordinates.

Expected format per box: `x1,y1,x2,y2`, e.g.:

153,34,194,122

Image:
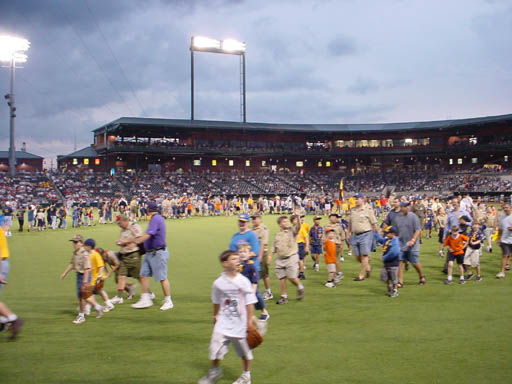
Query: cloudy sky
0,0,511,165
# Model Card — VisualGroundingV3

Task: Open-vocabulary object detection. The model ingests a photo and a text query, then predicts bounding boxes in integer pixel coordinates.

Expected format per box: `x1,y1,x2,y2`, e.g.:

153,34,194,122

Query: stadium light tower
190,36,247,122
0,35,30,177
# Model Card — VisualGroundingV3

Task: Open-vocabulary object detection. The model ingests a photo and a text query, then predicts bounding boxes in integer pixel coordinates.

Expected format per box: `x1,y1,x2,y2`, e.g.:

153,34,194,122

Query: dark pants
18,219,24,232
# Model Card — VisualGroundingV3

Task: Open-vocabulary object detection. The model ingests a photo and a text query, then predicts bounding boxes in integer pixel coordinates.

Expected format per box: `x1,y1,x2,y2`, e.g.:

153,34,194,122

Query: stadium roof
57,146,98,160
0,151,43,160
93,113,512,135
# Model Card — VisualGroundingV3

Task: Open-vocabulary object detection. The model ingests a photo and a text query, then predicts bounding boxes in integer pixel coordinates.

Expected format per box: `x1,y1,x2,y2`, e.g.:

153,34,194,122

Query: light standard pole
190,36,246,122
0,36,30,177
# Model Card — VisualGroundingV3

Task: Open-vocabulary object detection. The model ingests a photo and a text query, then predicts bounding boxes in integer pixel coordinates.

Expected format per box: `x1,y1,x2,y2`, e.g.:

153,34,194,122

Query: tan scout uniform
253,223,270,279
349,206,377,234
324,222,345,258
71,246,92,273
272,226,299,279
118,223,143,277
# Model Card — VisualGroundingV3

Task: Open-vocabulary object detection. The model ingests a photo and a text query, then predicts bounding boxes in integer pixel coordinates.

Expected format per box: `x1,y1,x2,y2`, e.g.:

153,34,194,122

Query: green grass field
1,215,511,384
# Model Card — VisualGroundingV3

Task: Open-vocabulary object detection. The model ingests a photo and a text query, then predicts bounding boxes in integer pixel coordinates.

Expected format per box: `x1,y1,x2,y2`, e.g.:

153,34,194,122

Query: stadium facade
57,113,512,174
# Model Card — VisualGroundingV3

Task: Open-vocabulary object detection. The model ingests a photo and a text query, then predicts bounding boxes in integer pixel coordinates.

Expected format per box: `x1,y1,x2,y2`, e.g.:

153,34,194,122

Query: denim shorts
399,249,420,265
298,243,306,260
76,272,92,298
310,243,322,255
0,259,9,296
141,249,169,282
351,231,373,256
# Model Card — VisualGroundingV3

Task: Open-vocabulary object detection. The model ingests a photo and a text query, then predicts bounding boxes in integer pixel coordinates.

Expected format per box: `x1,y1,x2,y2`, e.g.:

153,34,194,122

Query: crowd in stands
51,170,121,202
0,172,59,205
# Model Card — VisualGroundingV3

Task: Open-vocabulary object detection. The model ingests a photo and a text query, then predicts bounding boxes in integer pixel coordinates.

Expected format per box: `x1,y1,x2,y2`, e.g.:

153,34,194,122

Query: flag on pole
339,178,344,200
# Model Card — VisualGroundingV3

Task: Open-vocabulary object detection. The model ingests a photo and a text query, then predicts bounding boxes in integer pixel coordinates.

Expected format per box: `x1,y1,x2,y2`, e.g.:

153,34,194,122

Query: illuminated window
296,161,304,167
405,138,413,144
94,158,100,165
505,156,509,162
228,160,234,167
212,160,217,166
449,159,453,165
326,161,331,167
245,160,250,167
193,159,201,166
72,158,78,165
457,158,463,165
261,160,266,167
317,161,323,167
83,158,89,165
471,158,478,164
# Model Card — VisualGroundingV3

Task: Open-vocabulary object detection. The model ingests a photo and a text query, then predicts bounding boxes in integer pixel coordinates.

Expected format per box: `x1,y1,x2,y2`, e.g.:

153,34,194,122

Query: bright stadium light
190,36,247,122
0,35,30,177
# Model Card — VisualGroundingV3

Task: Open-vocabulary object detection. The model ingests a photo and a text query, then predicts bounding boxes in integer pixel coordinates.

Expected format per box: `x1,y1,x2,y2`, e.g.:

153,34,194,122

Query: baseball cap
383,225,398,234
354,193,364,199
251,213,261,219
400,201,410,207
314,215,322,220
329,213,340,218
69,234,84,242
325,228,334,233
238,213,250,222
417,196,423,200
147,202,158,212
84,238,96,248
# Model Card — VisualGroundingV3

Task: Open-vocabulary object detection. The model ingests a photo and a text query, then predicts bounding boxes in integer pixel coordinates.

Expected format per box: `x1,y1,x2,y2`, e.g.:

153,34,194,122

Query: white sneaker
72,315,85,324
263,291,273,301
160,300,174,311
103,302,115,313
232,372,251,384
198,368,223,384
340,257,345,262
324,282,336,288
127,284,137,300
132,297,153,309
85,304,91,316
496,272,506,279
438,250,444,257
314,264,319,272
111,296,124,304
348,251,352,256
150,292,156,300
96,307,104,318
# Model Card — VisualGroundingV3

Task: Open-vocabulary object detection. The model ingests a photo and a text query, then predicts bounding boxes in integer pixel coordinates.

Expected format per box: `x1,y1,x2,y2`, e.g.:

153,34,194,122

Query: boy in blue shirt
375,225,401,297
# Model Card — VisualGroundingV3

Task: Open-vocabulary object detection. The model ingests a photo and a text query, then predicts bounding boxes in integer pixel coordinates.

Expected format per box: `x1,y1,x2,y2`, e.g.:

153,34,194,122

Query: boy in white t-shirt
198,250,257,384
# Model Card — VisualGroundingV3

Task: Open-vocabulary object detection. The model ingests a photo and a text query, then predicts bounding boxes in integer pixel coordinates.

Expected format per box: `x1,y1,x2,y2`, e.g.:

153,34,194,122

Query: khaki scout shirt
252,223,269,253
71,246,91,273
272,227,299,259
349,206,377,234
436,214,447,229
119,223,143,254
324,223,345,243
485,213,497,229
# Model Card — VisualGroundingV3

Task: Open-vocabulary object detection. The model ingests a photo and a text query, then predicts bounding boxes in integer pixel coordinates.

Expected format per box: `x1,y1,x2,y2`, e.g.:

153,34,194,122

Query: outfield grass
1,215,511,384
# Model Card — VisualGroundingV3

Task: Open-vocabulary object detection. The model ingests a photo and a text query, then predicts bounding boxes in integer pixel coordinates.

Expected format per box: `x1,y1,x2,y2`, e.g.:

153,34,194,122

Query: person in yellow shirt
295,215,310,280
0,218,23,339
83,238,115,313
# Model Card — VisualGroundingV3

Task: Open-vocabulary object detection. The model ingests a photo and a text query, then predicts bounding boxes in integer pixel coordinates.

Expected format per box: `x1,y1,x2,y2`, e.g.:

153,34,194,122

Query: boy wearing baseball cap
375,226,400,297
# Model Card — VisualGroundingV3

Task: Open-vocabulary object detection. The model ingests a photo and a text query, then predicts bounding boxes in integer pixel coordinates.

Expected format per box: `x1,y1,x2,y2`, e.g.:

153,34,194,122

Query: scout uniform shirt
119,223,143,254
349,206,378,234
252,224,270,254
272,227,299,259
71,246,92,273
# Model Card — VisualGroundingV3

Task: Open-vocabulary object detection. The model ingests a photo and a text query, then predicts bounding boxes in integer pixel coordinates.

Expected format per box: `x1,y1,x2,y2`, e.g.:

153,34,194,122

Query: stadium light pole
190,36,247,122
0,36,30,177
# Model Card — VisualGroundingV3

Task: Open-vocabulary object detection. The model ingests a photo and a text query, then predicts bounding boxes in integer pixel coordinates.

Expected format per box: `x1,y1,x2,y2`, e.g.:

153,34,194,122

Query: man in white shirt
496,204,512,278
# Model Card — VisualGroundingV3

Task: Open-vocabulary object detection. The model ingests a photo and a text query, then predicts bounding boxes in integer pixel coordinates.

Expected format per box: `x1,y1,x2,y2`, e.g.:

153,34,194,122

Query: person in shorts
375,225,400,297
111,215,143,304
251,214,272,300
272,215,304,304
309,216,324,272
464,222,483,282
443,225,469,285
323,229,340,288
98,248,137,299
198,250,257,384
496,203,512,278
293,214,310,280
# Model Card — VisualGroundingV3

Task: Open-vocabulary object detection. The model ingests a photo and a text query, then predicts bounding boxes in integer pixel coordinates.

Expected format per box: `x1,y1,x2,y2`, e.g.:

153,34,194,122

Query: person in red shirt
323,229,338,288
443,225,468,285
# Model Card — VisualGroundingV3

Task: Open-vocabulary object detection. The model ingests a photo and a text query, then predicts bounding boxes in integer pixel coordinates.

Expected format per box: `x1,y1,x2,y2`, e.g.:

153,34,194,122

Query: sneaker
96,307,104,318
314,264,319,272
442,268,448,275
476,276,483,282
198,367,223,384
489,247,492,253
324,282,336,288
127,284,137,300
340,257,345,262
298,272,306,280
232,372,251,384
348,251,352,256
111,296,124,304
8,318,24,340
131,297,153,309
438,250,444,257
103,302,115,313
72,315,86,324
496,272,505,279
458,279,465,285
276,296,288,305
160,300,174,311
263,291,273,301
259,314,269,321
444,279,453,285
390,289,399,298
465,273,474,281
150,292,156,300
506,265,511,271
297,288,305,300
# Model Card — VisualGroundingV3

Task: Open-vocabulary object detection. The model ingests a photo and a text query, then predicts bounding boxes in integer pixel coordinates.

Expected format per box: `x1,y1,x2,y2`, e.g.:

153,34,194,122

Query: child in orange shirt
443,225,468,284
324,229,338,288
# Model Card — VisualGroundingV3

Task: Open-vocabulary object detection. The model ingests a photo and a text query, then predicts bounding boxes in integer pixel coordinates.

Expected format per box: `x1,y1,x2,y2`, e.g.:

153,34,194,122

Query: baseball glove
94,279,104,291
246,325,263,349
80,283,93,299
